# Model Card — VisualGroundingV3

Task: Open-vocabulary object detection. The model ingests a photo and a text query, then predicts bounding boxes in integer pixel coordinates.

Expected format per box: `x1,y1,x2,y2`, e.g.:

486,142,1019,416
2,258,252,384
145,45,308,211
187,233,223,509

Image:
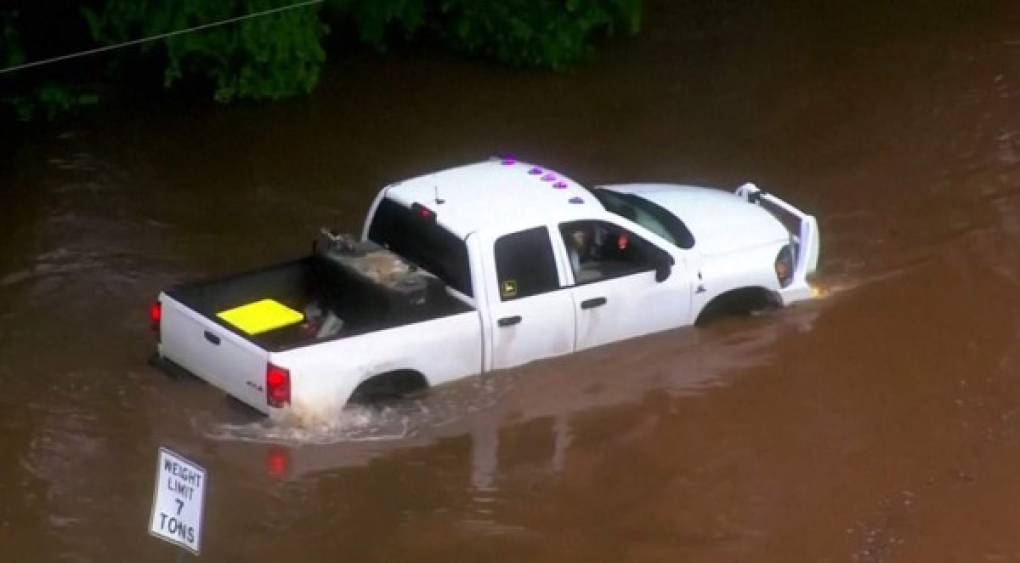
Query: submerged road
3,1,1020,561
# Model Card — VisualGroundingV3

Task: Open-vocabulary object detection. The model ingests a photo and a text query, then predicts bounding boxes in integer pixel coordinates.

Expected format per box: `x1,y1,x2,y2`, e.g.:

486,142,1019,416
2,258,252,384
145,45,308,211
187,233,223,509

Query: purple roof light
528,167,543,175
568,196,584,204
541,173,557,182
553,181,568,189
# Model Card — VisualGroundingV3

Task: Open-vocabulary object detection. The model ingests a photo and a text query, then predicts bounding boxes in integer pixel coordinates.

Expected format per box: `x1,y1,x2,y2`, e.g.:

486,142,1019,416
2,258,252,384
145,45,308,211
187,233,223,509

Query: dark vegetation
1,0,642,122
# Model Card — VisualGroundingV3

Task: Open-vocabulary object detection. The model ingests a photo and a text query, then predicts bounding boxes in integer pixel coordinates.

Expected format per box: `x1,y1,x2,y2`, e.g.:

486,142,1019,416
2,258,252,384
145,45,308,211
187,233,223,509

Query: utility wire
0,0,324,76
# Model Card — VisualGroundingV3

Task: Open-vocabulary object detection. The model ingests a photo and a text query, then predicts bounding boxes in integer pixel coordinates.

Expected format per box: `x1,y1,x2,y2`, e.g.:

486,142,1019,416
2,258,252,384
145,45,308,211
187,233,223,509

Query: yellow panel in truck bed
216,299,303,335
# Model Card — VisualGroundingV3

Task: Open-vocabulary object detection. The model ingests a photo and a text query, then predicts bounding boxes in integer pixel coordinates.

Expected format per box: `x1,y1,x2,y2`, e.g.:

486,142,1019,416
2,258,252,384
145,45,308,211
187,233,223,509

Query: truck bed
166,256,472,352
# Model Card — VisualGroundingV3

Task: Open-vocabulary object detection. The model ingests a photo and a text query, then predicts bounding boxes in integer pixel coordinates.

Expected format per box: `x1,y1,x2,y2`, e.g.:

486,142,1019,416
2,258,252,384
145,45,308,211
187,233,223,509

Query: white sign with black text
149,447,207,555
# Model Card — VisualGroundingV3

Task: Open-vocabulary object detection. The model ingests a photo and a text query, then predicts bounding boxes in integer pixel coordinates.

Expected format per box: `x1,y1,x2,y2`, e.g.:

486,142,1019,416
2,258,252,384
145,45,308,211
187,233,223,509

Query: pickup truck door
556,219,691,351
480,226,576,370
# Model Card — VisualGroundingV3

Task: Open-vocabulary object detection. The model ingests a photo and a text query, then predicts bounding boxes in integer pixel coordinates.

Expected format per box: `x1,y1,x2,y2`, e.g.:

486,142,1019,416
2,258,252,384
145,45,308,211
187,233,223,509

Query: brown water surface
4,1,1020,561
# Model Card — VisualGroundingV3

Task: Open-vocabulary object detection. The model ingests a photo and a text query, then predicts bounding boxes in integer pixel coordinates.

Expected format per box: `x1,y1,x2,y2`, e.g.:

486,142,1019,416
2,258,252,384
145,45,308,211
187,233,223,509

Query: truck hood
599,183,790,255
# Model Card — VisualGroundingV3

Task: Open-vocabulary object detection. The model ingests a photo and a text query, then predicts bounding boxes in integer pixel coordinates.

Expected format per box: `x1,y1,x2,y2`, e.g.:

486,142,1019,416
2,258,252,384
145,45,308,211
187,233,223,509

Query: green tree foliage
1,13,30,120
84,0,327,102
2,13,26,69
11,84,99,122
322,0,642,68
81,0,640,102
437,0,642,69
4,0,642,120
2,12,98,122
326,0,426,50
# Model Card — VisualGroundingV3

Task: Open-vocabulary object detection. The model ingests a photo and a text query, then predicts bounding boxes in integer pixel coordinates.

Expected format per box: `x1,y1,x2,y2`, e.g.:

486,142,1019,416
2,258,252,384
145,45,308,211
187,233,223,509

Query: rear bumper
149,352,193,379
735,183,820,305
149,352,273,418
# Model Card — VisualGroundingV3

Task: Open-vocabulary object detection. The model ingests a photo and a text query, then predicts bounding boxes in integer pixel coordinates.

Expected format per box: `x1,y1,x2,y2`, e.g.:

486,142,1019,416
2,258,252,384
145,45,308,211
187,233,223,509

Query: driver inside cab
566,223,632,283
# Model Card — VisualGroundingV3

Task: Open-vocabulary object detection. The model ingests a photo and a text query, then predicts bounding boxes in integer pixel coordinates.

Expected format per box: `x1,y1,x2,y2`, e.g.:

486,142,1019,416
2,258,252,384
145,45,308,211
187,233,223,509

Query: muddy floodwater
5,1,1020,561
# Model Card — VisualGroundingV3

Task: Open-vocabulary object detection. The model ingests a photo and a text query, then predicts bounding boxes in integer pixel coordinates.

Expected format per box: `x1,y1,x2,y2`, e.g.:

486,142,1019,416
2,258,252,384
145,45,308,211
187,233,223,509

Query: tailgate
157,294,271,414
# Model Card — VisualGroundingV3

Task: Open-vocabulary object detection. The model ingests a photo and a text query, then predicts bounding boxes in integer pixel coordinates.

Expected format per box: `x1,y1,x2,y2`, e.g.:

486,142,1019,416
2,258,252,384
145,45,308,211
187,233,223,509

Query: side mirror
654,253,672,282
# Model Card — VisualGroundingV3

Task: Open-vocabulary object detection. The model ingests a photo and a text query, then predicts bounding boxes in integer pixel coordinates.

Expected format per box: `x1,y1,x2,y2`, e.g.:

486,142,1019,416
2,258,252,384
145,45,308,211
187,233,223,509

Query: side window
560,220,667,284
494,227,560,301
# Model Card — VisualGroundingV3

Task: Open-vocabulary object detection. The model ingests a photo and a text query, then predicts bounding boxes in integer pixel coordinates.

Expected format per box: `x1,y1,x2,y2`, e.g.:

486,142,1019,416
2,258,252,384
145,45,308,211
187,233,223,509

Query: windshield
592,189,695,249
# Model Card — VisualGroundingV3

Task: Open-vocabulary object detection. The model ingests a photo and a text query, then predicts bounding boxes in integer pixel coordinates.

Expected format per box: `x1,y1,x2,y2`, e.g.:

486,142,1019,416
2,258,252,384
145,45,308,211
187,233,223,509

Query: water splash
203,375,512,446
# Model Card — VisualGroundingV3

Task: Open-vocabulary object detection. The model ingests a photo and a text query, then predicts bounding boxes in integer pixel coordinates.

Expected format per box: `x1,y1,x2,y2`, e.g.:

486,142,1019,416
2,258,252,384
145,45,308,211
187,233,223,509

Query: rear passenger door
484,226,576,370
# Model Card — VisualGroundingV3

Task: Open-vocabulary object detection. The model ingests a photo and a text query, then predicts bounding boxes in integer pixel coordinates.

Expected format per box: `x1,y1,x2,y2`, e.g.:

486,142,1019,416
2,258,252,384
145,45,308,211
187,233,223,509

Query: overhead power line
0,0,324,76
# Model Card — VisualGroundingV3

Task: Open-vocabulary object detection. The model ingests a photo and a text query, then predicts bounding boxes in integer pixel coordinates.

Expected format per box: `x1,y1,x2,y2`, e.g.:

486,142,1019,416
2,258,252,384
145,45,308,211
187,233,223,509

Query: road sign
149,448,207,555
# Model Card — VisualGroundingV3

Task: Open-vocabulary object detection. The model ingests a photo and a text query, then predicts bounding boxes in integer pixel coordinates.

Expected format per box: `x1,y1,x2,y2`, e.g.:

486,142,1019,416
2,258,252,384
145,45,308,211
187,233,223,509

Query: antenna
434,185,445,205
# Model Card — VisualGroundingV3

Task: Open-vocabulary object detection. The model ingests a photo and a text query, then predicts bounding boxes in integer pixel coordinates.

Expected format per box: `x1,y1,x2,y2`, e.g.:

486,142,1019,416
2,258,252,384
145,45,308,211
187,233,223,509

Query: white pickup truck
151,159,819,419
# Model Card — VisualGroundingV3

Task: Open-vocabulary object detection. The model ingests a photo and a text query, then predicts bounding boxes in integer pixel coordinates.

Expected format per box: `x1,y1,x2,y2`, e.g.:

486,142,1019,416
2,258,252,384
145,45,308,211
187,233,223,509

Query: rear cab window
367,198,473,296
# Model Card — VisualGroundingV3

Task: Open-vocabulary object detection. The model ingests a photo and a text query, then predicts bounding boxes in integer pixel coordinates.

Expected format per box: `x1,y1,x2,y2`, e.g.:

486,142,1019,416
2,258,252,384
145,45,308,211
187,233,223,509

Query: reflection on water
201,302,819,497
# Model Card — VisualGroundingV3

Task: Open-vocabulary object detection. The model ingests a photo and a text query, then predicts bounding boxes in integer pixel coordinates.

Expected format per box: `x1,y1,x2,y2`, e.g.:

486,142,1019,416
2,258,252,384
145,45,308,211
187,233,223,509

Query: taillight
775,245,795,288
411,203,437,223
266,363,290,408
150,301,162,339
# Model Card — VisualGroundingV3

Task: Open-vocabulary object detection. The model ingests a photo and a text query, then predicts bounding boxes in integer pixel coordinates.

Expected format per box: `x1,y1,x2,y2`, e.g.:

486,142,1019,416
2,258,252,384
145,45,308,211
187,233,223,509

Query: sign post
149,447,207,557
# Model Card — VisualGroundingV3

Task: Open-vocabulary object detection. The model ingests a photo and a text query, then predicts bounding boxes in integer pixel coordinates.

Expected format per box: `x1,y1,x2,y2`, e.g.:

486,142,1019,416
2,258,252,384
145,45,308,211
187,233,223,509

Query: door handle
204,330,221,345
581,297,607,309
498,315,522,327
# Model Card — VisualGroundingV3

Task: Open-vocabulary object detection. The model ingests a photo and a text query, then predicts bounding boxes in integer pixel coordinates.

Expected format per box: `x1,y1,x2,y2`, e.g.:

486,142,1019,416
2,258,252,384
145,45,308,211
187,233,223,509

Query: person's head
570,228,590,250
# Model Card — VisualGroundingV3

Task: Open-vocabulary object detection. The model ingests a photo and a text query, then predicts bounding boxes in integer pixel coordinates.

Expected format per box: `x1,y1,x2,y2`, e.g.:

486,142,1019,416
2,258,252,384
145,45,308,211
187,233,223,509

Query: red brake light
411,203,436,222
150,301,161,337
266,363,290,408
